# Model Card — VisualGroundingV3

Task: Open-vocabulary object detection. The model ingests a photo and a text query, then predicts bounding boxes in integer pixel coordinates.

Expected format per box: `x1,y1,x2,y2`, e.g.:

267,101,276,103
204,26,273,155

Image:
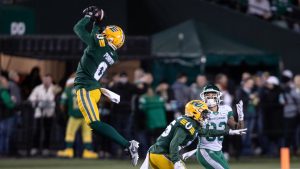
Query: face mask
206,98,217,107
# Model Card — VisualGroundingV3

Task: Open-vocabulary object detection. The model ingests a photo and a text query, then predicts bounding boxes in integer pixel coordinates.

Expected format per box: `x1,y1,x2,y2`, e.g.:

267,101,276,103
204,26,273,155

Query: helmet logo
110,26,118,32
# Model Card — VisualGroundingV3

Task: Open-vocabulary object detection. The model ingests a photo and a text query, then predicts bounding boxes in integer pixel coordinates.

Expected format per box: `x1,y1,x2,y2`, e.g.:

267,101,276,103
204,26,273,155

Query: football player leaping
183,84,246,169
73,6,139,165
140,100,246,169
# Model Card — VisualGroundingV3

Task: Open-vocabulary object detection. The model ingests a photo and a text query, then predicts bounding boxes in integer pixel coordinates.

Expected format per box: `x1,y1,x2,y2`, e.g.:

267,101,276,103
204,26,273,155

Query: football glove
83,6,104,22
228,128,247,135
174,160,186,169
182,149,197,161
83,6,98,17
236,100,244,121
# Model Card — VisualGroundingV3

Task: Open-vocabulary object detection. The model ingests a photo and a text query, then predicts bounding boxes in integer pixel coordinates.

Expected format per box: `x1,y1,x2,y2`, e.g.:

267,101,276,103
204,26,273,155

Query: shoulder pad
177,116,197,136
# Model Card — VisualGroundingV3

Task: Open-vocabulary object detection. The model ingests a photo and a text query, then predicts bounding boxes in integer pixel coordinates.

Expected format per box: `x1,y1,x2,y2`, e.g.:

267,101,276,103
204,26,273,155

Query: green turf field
0,158,299,169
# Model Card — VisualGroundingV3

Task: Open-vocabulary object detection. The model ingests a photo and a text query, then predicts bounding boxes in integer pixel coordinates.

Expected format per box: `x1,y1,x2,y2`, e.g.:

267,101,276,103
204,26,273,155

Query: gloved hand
228,128,247,135
83,6,98,17
236,100,244,121
83,6,104,22
174,160,186,169
182,149,197,161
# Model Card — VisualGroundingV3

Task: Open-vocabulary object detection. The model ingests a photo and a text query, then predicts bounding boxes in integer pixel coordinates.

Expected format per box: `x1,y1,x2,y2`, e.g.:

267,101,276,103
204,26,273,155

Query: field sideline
0,158,299,169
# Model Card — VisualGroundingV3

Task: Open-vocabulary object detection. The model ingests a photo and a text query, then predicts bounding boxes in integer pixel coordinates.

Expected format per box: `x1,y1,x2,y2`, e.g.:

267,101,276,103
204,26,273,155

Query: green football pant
196,148,229,169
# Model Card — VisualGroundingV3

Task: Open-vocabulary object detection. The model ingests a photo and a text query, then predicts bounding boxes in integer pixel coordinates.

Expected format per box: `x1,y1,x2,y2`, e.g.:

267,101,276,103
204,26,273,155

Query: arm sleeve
73,17,93,45
1,90,15,109
198,128,229,137
227,111,234,119
169,127,188,163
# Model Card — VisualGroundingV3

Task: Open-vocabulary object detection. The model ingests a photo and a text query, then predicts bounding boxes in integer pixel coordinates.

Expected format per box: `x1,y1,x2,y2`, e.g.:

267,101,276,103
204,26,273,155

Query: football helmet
102,25,125,50
200,84,222,107
185,100,209,123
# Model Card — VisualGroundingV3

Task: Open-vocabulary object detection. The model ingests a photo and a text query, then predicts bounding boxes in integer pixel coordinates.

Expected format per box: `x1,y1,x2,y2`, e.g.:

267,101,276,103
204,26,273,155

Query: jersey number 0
94,62,108,80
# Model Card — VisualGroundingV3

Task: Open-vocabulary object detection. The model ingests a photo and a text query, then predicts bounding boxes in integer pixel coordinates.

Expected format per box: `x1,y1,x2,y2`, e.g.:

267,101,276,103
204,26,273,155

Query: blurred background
0,0,300,168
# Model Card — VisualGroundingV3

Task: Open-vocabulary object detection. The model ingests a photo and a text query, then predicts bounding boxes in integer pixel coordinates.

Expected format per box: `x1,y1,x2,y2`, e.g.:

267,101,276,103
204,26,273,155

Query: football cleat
57,148,74,158
82,149,98,159
128,140,139,166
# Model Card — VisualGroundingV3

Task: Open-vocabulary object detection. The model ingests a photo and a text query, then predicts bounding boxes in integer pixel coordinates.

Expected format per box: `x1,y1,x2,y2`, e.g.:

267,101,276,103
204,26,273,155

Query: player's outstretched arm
198,127,247,137
169,127,188,165
73,16,93,45
73,6,103,46
198,128,228,137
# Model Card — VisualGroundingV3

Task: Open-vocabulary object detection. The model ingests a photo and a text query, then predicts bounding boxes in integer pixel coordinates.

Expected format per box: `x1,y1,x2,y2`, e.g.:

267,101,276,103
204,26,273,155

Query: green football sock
90,121,130,148
66,142,73,148
84,143,93,150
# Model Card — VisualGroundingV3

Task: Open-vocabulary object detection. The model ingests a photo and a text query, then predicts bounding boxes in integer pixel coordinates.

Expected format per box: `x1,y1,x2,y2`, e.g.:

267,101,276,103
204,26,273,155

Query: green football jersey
73,17,119,91
150,115,199,163
60,87,82,118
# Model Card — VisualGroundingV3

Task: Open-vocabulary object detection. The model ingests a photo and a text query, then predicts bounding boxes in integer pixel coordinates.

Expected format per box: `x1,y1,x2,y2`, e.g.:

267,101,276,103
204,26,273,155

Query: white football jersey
198,105,233,151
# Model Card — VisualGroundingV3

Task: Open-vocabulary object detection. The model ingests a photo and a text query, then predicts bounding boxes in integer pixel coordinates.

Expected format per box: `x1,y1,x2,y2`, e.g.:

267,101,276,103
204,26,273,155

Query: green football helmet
200,84,222,107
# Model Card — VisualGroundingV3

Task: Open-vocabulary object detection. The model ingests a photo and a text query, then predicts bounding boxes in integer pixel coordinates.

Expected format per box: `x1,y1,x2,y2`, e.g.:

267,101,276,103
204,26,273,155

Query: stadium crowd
0,67,299,160
207,0,300,33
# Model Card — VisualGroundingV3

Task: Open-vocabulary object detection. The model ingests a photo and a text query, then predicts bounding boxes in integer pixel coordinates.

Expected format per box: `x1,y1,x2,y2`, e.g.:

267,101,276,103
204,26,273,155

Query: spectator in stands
139,87,167,145
110,71,148,158
215,73,233,106
236,76,258,154
8,70,22,105
22,67,42,98
279,72,298,152
171,73,190,114
190,74,207,100
248,0,272,20
242,72,251,82
253,73,265,155
134,68,145,84
281,69,294,89
0,75,16,156
293,75,300,155
260,76,283,156
28,74,57,156
155,80,176,123
108,73,120,88
132,69,151,158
